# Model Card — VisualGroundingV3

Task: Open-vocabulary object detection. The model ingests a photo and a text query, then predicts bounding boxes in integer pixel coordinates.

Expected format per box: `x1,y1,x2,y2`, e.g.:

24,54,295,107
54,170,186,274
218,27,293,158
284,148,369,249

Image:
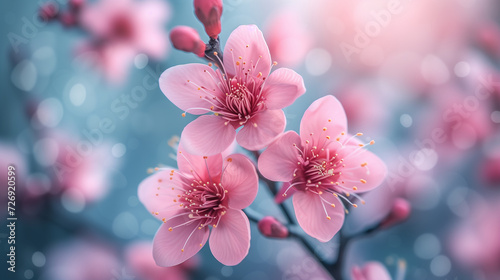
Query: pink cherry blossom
417,85,493,161
138,146,258,266
160,25,306,156
351,262,392,280
43,239,120,280
258,95,387,242
79,0,170,83
34,131,117,204
450,198,500,275
125,241,198,280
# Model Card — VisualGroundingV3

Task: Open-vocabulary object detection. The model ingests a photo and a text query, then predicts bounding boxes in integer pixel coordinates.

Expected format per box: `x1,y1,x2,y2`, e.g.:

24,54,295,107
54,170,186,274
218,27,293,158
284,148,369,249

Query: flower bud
69,0,85,12
258,216,289,238
193,0,223,39
480,154,500,186
170,26,206,57
380,198,411,228
39,2,59,22
60,12,77,27
476,22,500,58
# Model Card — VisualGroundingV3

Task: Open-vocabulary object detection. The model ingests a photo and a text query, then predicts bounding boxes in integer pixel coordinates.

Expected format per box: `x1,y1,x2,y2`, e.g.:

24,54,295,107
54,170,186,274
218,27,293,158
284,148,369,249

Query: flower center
282,124,376,216
178,180,228,228
216,78,265,125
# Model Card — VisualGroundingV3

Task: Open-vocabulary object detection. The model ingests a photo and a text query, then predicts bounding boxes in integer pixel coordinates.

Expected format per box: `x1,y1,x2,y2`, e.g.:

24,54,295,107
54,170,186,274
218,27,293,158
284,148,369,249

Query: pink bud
170,26,206,57
60,12,77,27
258,216,289,238
69,0,85,12
193,0,223,39
39,2,59,22
476,22,500,58
480,155,500,186
380,198,411,228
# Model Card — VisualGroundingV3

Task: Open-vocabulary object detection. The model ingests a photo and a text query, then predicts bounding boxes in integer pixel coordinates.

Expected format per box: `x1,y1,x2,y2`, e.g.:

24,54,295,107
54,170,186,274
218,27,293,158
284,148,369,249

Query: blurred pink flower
418,85,493,160
265,9,312,68
193,0,223,39
479,151,500,186
299,0,495,90
336,84,390,135
258,95,387,242
475,21,500,59
79,0,170,83
43,239,120,280
125,241,198,280
35,131,117,204
352,262,392,280
160,25,305,156
450,198,500,275
138,146,258,266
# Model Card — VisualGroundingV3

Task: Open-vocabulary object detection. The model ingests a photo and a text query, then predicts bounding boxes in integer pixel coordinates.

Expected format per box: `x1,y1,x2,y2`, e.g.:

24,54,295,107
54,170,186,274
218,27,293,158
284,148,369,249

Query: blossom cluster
137,0,387,267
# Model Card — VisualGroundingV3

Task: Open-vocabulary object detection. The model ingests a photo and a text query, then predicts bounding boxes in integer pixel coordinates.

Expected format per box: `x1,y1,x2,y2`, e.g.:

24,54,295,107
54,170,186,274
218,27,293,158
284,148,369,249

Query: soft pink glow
450,199,500,274
126,241,198,280
265,9,312,68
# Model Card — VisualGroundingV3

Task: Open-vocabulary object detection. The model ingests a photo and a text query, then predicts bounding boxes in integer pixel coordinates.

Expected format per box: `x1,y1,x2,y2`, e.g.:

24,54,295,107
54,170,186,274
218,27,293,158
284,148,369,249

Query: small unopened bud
194,0,223,39
380,198,411,228
258,216,289,238
60,12,77,27
170,26,206,57
69,0,85,12
476,22,500,58
480,155,500,186
39,2,59,22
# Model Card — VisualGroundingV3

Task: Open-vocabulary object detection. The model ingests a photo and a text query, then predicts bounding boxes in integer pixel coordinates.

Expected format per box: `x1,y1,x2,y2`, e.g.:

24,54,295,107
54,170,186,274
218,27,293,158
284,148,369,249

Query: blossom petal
138,169,185,220
181,115,236,156
221,154,258,209
300,95,347,146
177,144,223,180
223,25,271,79
263,68,306,110
159,64,223,115
361,262,392,280
209,209,250,266
153,216,209,267
293,191,344,242
236,109,286,150
258,131,301,182
339,139,387,193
